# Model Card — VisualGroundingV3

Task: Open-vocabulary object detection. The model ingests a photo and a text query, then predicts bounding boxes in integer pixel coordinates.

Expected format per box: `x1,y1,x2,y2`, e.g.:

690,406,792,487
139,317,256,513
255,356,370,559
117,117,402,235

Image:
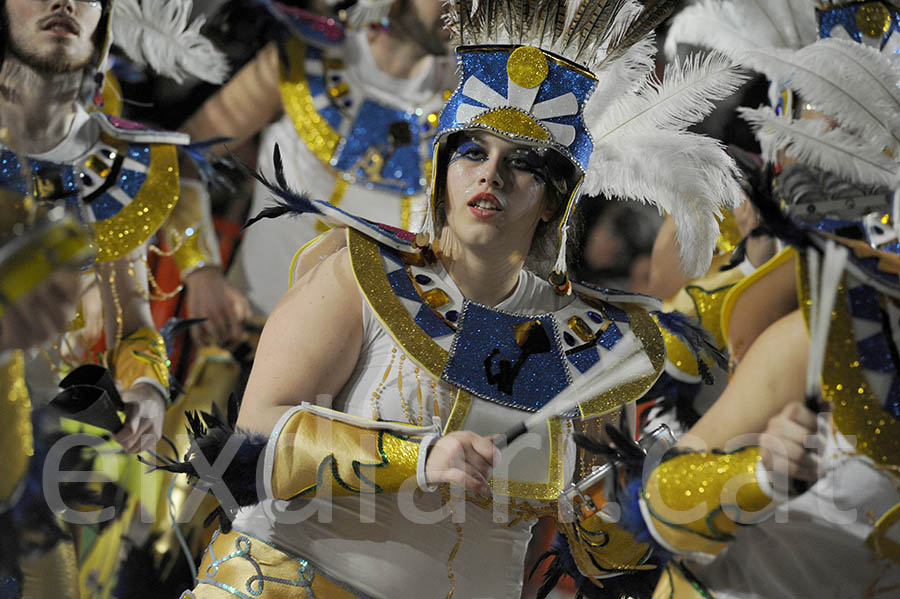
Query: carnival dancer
637,0,819,437
180,0,457,324
155,1,753,597
0,0,229,596
631,2,900,596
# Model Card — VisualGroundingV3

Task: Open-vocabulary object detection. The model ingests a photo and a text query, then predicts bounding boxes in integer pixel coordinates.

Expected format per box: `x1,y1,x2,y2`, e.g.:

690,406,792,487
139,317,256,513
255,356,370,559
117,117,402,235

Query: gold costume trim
0,351,32,503
642,447,771,556
271,407,420,499
279,38,341,167
109,327,171,390
189,529,364,599
797,254,900,468
576,301,666,420
561,511,654,578
92,142,180,262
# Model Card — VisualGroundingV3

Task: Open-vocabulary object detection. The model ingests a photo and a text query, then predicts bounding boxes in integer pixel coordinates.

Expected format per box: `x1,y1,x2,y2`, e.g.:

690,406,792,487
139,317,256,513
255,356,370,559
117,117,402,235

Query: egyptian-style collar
278,35,451,197
0,113,186,262
347,228,666,419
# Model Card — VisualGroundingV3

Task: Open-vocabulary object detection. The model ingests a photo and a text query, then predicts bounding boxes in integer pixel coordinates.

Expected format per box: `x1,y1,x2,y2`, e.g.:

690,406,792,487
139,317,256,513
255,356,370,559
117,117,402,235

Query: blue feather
653,310,729,378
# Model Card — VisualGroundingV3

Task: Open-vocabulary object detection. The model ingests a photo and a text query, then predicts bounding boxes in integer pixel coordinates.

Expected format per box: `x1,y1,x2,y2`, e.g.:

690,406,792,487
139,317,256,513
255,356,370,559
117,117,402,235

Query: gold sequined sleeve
108,327,171,400
640,447,773,557
266,405,428,499
181,43,282,150
160,178,222,277
559,512,656,579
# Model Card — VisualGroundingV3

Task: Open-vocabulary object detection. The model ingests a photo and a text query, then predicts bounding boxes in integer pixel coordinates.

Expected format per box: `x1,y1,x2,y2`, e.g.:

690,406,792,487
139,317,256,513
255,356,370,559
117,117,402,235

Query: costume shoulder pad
92,113,189,146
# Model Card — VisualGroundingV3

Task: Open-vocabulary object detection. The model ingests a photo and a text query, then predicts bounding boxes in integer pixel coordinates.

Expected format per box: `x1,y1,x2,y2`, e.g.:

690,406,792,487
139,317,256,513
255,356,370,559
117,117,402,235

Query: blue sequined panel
127,144,151,167
885,377,900,419
597,322,624,351
386,268,420,301
857,333,895,373
117,168,147,198
0,151,26,193
333,99,422,195
567,346,600,374
89,192,125,221
443,302,570,412
414,304,454,338
848,285,881,322
817,4,900,51
438,46,597,171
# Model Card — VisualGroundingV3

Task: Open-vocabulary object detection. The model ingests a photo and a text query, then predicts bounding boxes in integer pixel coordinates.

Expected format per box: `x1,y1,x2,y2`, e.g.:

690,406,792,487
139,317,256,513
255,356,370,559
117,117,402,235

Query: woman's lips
467,192,503,219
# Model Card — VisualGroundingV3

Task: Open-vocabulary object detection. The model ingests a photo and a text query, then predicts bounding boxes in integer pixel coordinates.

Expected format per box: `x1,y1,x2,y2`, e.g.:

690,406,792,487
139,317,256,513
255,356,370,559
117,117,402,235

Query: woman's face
443,130,554,257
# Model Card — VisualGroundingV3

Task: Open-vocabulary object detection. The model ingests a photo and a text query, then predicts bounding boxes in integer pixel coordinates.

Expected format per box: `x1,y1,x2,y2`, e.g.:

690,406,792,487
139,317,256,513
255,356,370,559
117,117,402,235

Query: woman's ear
540,191,560,223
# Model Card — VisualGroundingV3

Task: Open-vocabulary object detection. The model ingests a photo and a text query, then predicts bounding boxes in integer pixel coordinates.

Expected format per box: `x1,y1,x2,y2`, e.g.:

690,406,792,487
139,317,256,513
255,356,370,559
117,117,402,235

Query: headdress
816,0,900,53
433,0,746,284
665,0,819,116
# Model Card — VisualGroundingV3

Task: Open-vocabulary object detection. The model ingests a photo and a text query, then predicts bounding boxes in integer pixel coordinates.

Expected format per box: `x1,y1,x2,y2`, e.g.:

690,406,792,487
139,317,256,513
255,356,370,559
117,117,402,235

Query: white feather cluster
111,0,230,85
737,38,900,189
584,52,747,277
665,0,819,59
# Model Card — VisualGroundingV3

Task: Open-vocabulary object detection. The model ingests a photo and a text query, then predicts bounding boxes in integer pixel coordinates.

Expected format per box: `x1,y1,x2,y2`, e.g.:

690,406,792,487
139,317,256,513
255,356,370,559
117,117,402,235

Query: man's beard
6,35,94,75
393,9,448,57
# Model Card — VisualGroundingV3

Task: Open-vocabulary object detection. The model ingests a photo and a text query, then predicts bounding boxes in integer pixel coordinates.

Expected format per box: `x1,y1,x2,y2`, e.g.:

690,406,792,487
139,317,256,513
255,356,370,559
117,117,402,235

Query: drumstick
494,351,655,449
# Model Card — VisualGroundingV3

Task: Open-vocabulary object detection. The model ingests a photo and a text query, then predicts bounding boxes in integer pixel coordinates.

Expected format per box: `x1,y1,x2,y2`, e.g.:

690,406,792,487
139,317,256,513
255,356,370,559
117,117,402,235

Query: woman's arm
236,247,364,435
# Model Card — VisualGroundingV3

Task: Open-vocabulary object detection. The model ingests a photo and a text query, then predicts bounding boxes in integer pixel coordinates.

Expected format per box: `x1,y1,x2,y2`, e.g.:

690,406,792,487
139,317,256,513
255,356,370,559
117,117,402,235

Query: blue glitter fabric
438,45,597,171
443,302,570,412
332,99,423,195
116,169,147,199
598,322,624,351
817,3,900,51
567,346,601,374
848,285,881,322
127,144,151,167
89,193,125,221
884,377,900,418
386,268,420,301
857,333,895,372
414,304,454,338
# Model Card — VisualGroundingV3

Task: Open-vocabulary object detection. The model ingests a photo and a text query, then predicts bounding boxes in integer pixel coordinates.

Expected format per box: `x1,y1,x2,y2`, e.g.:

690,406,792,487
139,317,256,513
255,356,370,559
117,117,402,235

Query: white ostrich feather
738,39,900,153
665,0,818,59
112,0,229,85
586,129,742,277
740,106,900,189
589,52,747,142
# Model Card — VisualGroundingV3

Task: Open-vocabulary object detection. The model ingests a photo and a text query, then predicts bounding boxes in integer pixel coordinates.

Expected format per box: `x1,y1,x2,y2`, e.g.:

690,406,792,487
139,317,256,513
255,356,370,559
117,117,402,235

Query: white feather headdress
110,0,229,85
665,0,820,59
737,37,900,189
438,0,745,278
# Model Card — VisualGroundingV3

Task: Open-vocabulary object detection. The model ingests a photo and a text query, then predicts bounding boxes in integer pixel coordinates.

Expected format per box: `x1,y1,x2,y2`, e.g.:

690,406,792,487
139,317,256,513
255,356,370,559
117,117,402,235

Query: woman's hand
760,402,821,488
424,431,499,495
114,383,166,453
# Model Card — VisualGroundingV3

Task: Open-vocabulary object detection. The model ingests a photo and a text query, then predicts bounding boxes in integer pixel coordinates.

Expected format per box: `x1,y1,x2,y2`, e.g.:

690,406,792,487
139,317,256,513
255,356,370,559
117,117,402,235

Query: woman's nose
478,157,504,189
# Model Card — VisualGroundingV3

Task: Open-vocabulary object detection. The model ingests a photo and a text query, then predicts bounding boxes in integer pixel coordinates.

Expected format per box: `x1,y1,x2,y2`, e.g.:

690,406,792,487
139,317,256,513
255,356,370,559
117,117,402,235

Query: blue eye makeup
449,139,487,163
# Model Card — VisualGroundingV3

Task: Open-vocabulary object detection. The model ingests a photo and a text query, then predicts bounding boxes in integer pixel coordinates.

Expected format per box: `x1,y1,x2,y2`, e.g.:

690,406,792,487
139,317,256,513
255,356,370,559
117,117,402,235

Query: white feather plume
112,0,229,85
738,39,900,153
740,106,900,189
665,0,819,59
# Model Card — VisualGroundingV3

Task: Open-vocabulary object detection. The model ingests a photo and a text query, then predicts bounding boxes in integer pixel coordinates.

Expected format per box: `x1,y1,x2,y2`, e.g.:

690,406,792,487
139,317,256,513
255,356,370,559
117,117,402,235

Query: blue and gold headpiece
439,45,597,174
432,1,745,282
817,1,900,52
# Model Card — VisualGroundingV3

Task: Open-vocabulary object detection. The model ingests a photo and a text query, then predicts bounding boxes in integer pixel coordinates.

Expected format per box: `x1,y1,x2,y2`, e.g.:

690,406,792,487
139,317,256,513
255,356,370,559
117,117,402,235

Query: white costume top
230,31,456,315
698,416,900,598
233,265,576,599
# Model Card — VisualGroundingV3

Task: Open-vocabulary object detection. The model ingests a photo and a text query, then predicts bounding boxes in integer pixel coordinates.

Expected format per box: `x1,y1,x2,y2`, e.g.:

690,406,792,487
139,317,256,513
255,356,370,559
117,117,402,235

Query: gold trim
720,247,797,357
0,351,32,503
347,228,448,375
577,302,666,419
797,254,900,468
279,38,341,167
91,143,179,262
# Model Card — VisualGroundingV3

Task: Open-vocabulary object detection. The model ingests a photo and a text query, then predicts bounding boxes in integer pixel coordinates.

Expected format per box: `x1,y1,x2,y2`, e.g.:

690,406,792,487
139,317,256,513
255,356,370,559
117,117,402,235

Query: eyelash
454,143,546,182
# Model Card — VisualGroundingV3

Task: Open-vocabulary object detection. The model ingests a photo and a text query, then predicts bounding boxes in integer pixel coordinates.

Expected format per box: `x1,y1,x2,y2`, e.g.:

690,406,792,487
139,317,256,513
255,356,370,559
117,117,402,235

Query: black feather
653,310,730,377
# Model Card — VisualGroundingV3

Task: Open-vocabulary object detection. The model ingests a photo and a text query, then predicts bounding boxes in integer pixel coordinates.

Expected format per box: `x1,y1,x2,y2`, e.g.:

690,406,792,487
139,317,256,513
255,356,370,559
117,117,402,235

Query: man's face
402,0,451,53
5,0,103,74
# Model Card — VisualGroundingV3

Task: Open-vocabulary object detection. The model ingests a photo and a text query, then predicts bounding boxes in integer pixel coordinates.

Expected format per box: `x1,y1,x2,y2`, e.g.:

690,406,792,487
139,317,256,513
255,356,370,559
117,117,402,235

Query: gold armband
109,327,170,394
163,179,220,277
641,447,772,557
268,405,425,500
0,351,33,505
560,512,655,579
